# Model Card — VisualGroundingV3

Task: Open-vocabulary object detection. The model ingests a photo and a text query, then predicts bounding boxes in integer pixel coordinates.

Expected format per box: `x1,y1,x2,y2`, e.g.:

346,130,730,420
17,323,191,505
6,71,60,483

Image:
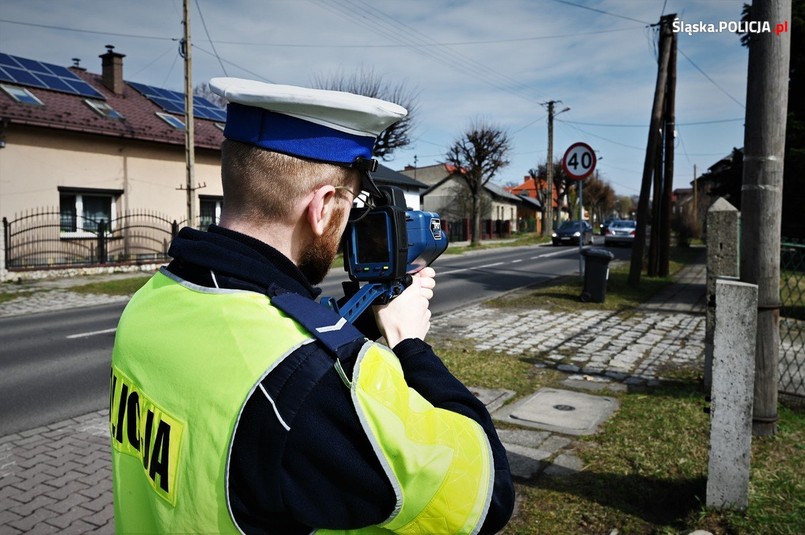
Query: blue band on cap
223,102,375,166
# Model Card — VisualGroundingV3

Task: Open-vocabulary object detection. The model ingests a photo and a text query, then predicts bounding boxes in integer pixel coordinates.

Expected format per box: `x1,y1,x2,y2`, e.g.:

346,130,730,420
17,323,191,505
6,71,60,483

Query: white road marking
66,328,117,339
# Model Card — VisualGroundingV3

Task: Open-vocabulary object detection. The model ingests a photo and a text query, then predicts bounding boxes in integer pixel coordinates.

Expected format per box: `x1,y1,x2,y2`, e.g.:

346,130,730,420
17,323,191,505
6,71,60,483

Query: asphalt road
0,240,627,436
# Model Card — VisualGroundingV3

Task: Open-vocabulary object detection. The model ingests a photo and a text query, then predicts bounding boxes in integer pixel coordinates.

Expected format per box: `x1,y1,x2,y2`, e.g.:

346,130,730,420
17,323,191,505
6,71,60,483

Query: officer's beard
298,204,346,285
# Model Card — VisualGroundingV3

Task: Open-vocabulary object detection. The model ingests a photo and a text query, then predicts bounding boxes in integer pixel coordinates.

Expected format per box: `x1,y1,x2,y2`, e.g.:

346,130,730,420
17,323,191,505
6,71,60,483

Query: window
156,112,185,130
1,84,43,106
84,99,124,120
199,197,222,230
59,190,118,236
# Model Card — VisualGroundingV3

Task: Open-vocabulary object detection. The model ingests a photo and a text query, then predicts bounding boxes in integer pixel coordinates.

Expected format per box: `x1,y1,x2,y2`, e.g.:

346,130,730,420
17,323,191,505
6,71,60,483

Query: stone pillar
706,278,757,510
705,198,740,391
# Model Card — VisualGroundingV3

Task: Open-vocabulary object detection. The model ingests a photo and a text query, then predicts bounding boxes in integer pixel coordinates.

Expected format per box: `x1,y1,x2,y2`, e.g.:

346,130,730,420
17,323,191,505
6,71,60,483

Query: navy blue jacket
166,225,514,534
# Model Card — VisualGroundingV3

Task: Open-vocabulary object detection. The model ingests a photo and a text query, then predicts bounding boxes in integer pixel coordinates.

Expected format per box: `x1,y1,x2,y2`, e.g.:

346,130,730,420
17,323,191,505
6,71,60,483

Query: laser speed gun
322,185,448,323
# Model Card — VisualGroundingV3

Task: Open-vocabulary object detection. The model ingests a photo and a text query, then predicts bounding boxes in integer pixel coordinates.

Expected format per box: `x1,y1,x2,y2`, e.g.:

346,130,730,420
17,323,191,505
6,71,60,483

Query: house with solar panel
0,47,226,273
0,48,426,278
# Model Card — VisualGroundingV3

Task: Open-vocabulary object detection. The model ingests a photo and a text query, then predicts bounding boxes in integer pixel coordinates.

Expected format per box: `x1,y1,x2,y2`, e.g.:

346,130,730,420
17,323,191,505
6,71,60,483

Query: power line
563,118,743,128
194,0,227,76
546,0,652,25
192,45,274,82
679,48,745,109
0,18,175,41
310,0,548,106
557,119,646,150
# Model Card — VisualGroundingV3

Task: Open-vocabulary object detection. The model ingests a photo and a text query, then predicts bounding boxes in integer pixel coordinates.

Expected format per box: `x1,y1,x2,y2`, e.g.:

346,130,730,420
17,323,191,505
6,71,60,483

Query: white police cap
209,78,407,175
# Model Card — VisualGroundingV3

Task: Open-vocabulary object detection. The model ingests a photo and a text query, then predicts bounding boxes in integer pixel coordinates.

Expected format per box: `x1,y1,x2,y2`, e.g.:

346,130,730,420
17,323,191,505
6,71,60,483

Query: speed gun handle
324,275,412,324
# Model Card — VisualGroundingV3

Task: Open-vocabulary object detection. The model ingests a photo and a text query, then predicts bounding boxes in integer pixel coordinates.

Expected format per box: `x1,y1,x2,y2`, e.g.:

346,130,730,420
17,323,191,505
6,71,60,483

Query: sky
0,0,760,197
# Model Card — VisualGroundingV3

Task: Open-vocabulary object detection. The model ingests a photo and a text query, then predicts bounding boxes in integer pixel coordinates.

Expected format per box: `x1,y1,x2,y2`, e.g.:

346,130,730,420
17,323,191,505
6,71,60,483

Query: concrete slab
493,388,619,435
469,387,516,413
543,453,585,477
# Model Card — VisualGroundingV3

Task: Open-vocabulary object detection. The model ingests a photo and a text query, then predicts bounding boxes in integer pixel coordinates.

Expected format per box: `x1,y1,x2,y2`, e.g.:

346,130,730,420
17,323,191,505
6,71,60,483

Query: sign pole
561,141,597,278
579,179,584,276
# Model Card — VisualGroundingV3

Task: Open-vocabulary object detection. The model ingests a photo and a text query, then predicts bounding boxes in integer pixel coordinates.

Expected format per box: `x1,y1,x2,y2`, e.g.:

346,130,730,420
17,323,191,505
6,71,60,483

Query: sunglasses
334,186,377,222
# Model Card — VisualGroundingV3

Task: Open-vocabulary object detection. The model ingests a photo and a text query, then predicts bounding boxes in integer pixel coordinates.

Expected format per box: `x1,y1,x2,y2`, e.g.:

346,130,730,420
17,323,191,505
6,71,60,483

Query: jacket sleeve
393,338,516,535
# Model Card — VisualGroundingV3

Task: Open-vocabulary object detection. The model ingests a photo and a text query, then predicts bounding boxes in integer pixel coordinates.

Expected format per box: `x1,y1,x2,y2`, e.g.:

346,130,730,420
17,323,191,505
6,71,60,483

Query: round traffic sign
562,142,597,180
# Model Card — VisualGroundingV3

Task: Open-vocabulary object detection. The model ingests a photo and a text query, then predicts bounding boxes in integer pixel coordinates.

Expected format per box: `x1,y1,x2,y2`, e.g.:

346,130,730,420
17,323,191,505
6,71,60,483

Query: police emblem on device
430,218,442,240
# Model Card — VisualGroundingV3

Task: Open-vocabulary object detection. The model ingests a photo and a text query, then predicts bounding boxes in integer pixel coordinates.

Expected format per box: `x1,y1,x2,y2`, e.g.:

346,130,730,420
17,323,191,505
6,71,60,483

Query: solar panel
0,53,105,99
129,81,226,122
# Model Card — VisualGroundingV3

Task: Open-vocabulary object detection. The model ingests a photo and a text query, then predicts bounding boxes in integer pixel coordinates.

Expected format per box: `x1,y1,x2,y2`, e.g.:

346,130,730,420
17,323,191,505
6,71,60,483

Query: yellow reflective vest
111,269,494,534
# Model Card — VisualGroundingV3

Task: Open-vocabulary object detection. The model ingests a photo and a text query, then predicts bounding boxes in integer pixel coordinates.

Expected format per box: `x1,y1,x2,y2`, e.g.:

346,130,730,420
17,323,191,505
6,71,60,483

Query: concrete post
704,198,740,392
706,278,757,510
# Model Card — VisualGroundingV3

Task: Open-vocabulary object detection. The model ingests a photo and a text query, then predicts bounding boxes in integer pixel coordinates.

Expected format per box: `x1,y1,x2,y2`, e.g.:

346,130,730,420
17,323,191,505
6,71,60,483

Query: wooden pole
648,134,662,277
543,100,556,237
629,14,674,287
741,0,791,436
183,0,196,228
659,28,677,277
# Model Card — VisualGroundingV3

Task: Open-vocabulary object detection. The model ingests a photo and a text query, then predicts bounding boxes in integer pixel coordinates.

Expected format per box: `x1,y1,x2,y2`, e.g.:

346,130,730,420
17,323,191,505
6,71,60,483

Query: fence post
706,277,758,511
1,217,7,280
97,220,107,264
705,198,740,392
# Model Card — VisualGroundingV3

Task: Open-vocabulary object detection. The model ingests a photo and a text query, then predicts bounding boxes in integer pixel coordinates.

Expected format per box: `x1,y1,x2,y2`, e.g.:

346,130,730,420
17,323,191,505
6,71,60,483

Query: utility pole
658,26,677,277
741,0,791,436
629,14,675,287
542,101,556,237
541,101,570,237
182,0,196,228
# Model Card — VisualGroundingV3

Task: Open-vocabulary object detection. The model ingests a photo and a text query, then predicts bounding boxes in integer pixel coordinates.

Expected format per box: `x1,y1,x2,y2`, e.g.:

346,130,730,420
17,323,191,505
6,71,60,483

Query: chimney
99,45,125,95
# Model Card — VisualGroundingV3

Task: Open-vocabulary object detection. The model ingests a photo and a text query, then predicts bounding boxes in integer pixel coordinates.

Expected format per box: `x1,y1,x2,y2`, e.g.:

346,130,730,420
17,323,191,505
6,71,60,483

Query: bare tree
529,160,573,230
194,82,227,108
314,66,419,161
445,120,511,246
582,175,616,226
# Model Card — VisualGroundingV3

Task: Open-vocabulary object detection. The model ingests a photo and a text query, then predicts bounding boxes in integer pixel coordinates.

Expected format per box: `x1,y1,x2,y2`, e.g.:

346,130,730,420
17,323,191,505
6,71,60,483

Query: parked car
552,220,594,246
604,219,637,246
599,217,616,235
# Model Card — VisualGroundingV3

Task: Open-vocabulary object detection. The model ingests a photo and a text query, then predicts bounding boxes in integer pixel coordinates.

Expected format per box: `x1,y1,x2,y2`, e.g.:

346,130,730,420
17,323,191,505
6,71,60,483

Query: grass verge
430,245,804,534
489,246,703,313
70,275,152,296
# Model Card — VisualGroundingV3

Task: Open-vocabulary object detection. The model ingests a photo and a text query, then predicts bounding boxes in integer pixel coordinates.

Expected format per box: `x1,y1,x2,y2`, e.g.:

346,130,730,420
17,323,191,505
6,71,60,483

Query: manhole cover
493,388,619,435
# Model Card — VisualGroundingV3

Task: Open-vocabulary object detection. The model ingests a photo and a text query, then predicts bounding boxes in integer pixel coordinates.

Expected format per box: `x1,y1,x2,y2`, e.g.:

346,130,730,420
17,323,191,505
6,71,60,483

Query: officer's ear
306,185,337,237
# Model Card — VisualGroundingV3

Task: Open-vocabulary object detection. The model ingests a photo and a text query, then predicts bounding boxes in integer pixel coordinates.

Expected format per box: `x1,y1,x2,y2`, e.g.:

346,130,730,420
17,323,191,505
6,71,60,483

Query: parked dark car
552,220,594,246
599,217,616,235
604,219,636,246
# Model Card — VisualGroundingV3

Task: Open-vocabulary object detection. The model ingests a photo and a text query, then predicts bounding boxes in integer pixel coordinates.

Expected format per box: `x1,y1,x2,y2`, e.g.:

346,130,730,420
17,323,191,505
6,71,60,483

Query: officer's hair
221,139,359,221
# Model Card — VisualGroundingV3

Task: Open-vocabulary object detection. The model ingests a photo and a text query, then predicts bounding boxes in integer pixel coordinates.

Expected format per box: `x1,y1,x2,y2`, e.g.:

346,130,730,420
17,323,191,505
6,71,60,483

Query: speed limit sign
562,142,597,180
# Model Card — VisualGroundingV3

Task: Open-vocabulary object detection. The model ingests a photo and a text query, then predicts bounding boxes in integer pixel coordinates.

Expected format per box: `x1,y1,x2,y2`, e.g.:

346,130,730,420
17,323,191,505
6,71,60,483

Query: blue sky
0,0,757,196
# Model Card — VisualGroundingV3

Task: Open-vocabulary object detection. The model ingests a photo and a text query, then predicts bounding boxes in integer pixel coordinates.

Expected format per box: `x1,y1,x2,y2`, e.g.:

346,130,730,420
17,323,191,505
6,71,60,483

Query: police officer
110,78,514,534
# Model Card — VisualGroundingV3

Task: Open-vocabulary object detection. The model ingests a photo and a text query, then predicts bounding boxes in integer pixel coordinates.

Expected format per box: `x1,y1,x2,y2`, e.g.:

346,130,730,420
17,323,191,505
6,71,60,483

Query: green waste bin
580,248,615,303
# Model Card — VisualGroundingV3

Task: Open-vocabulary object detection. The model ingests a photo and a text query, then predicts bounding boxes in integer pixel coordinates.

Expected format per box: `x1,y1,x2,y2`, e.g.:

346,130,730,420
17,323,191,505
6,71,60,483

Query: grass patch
0,292,18,305
436,339,564,398
434,339,805,534
489,246,703,313
70,275,151,296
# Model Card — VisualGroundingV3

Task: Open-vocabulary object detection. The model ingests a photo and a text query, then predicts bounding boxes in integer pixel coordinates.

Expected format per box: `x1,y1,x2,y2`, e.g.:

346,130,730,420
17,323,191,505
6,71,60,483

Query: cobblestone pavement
431,304,704,385
0,257,706,533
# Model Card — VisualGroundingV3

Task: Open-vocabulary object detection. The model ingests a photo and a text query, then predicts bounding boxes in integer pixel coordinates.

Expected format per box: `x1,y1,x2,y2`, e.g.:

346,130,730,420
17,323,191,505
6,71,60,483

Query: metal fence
3,208,179,269
780,241,805,404
443,219,514,243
